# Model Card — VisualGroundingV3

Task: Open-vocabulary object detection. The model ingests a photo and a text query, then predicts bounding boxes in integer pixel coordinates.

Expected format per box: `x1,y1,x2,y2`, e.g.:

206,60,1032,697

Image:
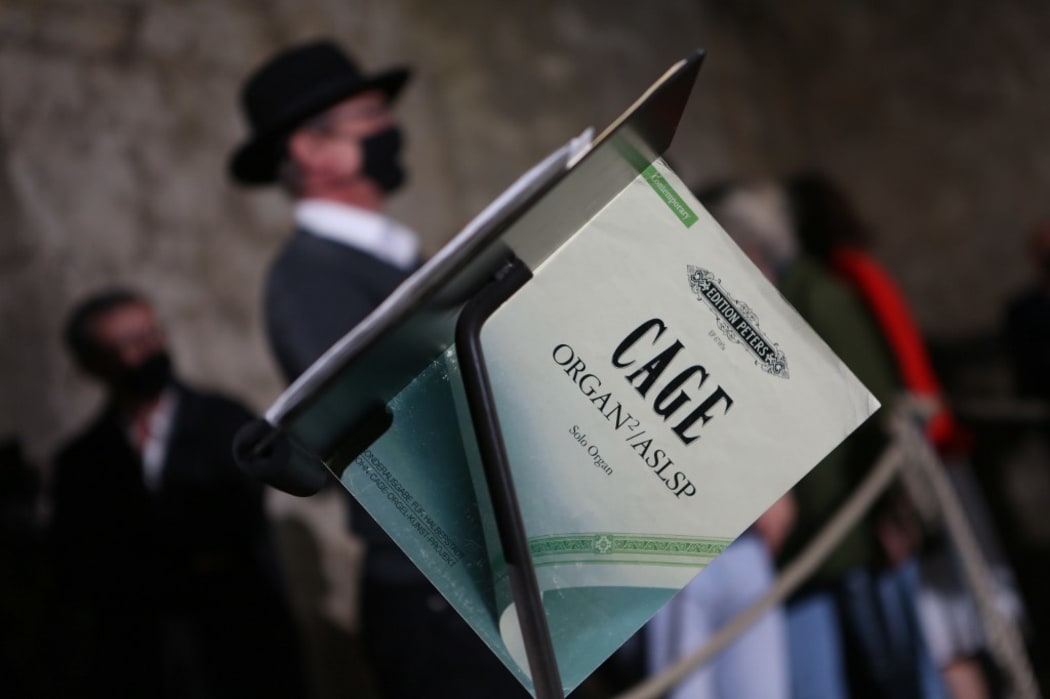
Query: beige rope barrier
613,443,905,699
612,407,1044,699
891,414,1042,699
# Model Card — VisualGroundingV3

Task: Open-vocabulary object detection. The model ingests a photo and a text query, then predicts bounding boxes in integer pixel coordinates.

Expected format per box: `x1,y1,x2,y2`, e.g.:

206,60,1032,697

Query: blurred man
229,39,419,384
50,289,306,698
230,40,527,698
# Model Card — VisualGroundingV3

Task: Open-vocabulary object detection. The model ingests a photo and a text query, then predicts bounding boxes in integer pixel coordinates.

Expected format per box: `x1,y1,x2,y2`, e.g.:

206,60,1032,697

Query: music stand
236,51,705,698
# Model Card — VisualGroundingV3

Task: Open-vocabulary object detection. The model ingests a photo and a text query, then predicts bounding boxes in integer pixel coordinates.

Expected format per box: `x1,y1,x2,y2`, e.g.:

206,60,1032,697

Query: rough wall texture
2,0,1048,464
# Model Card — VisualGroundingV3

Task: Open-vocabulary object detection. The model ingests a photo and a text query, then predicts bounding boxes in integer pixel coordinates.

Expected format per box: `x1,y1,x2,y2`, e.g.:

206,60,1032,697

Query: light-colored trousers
646,532,790,699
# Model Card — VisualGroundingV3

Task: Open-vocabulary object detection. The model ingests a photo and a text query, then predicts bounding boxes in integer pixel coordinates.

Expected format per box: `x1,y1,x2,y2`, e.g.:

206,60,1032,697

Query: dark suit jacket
263,223,528,697
264,228,427,583
50,383,306,698
265,229,414,383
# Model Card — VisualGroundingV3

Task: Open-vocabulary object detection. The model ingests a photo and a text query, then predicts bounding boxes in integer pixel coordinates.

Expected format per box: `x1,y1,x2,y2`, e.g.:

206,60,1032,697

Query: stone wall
2,0,1048,464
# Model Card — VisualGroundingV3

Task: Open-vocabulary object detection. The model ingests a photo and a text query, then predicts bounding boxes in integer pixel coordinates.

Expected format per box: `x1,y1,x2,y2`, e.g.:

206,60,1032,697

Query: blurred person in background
637,181,798,699
643,493,795,698
229,39,528,698
705,180,947,699
49,288,307,698
788,172,1027,699
784,172,968,455
229,39,421,385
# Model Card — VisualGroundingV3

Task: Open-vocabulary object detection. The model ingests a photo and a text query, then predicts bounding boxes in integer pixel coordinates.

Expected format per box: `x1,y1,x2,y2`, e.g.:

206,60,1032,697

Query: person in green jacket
702,180,946,699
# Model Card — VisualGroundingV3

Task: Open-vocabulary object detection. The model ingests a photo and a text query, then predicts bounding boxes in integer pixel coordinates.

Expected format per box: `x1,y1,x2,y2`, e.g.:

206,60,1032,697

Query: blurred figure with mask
229,39,420,385
50,288,306,698
229,40,528,698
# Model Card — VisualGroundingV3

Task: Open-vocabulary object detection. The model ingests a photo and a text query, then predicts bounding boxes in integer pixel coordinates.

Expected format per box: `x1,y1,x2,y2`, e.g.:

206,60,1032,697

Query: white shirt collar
123,388,178,494
294,199,420,271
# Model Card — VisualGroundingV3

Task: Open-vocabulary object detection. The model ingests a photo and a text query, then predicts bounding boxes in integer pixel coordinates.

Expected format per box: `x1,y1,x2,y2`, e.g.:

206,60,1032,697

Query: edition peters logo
687,266,789,378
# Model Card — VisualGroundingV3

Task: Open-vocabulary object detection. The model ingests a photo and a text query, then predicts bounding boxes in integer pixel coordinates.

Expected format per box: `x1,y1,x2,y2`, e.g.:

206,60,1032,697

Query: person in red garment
785,172,1025,699
785,172,967,455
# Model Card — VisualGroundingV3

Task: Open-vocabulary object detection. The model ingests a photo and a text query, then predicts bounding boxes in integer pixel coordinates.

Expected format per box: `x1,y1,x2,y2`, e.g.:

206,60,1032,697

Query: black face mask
361,126,406,193
114,352,173,399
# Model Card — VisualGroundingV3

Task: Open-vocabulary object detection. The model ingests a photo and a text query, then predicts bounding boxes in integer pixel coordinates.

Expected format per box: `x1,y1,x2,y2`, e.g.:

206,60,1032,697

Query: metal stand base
455,255,564,699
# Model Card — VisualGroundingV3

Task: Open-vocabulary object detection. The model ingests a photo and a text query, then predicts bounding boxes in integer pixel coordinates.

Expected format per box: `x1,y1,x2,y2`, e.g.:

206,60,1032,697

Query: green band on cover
643,164,698,228
530,532,730,567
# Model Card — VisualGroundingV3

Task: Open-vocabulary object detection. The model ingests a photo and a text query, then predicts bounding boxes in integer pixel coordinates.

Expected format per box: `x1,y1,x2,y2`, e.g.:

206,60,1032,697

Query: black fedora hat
230,40,411,186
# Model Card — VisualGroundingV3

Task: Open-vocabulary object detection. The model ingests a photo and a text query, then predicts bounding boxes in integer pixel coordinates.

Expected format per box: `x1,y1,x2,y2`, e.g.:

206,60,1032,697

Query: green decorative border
529,532,730,568
642,164,698,228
